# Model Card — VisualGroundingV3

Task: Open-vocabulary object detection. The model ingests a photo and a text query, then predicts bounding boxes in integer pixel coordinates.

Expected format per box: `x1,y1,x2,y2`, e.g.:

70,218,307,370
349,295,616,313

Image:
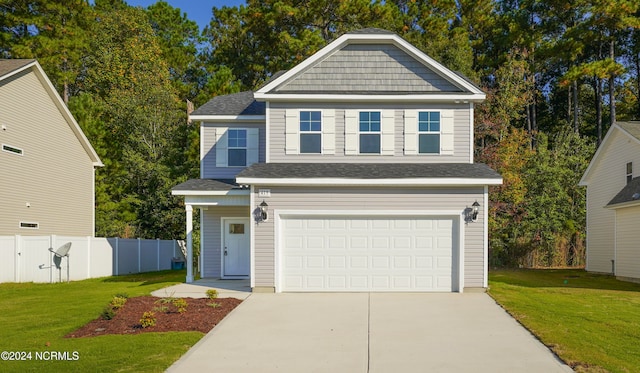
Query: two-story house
0,59,102,236
173,29,502,292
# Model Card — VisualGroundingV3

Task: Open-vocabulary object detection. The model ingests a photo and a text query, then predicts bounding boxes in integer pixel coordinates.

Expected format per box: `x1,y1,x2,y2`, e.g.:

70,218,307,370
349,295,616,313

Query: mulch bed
66,296,242,338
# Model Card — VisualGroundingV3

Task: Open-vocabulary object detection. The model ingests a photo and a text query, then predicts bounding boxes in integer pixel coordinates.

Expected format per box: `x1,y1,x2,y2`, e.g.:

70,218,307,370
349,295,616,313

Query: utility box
171,258,185,270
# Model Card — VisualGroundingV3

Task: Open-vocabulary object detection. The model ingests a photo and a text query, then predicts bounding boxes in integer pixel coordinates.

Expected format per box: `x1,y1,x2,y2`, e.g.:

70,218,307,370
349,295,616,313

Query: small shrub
101,305,115,320
140,311,156,328
110,296,127,310
114,293,129,299
205,289,218,299
173,298,188,313
207,302,221,308
153,305,168,313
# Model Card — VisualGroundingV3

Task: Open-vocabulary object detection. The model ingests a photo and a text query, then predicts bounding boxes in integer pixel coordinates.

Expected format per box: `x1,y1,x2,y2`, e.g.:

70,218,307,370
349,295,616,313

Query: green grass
489,269,640,373
0,270,203,373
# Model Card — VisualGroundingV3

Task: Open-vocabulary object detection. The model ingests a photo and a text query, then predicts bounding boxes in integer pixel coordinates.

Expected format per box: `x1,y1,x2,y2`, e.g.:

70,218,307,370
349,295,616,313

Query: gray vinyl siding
274,44,462,93
268,102,471,163
253,186,485,288
0,69,95,236
201,122,266,179
201,206,250,278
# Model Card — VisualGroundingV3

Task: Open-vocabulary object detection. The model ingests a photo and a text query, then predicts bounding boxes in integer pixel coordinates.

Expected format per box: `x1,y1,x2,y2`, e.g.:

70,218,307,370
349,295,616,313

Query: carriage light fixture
471,200,480,222
259,200,269,221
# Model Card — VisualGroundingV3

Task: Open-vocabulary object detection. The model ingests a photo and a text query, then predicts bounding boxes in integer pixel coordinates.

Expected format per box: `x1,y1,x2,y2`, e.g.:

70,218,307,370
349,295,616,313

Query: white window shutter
404,110,418,155
247,128,259,166
440,109,454,155
344,110,358,155
215,127,228,167
322,109,335,154
285,109,299,154
381,110,395,155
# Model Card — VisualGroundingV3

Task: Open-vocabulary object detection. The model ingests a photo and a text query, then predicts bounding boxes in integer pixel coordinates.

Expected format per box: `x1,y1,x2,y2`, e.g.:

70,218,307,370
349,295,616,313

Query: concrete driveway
167,293,572,373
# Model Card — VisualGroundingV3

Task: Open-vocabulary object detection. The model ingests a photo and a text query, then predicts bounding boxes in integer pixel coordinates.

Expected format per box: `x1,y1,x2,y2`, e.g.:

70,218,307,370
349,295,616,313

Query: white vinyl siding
584,129,640,273
614,206,640,279
285,109,335,155
213,127,259,168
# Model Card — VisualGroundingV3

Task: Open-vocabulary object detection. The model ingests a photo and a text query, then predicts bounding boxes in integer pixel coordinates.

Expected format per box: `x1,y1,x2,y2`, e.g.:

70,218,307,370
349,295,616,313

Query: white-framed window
359,111,381,154
227,129,247,167
418,111,440,154
2,144,23,156
627,162,633,184
215,127,259,168
299,111,322,154
19,221,39,229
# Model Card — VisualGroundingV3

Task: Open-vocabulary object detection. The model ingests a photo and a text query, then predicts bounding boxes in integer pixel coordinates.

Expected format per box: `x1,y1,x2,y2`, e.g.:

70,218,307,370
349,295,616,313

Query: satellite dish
48,242,71,283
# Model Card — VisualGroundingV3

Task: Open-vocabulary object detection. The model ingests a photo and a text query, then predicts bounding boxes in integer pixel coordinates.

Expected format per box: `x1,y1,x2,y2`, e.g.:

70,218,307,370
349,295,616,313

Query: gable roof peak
347,28,396,35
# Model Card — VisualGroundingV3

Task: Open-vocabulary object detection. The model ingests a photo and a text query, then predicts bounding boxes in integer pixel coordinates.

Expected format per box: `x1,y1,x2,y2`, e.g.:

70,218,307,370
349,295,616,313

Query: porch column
186,204,194,283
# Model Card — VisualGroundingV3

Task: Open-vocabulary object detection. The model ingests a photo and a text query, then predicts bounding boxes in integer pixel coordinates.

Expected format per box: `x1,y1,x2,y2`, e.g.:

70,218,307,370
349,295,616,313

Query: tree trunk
609,39,616,126
573,80,579,133
594,77,603,145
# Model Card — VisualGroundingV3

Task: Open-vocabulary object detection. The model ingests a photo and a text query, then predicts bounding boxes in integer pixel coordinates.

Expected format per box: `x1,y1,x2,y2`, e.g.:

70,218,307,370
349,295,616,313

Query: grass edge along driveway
489,269,640,373
0,270,203,373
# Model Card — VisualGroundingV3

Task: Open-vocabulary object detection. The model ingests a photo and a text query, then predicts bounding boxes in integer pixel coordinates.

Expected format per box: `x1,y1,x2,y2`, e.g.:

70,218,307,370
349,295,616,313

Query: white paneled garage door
280,215,458,292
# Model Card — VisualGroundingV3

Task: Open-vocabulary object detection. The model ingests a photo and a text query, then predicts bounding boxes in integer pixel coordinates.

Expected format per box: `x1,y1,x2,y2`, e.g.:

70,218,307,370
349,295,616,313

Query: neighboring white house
580,121,640,282
0,59,103,236
173,29,502,292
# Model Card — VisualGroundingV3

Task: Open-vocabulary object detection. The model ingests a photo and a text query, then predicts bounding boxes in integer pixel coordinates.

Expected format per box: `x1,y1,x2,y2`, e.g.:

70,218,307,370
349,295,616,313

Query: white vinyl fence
0,235,185,283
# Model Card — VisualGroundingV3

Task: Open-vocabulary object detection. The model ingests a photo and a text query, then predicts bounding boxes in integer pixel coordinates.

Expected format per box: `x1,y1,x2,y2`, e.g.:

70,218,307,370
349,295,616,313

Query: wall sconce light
471,201,480,222
259,200,269,221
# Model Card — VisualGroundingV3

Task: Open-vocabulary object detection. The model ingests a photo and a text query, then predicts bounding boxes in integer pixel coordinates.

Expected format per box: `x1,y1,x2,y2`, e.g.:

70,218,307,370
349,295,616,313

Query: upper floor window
418,112,440,154
228,129,247,167
359,111,381,154
627,162,633,184
300,111,321,154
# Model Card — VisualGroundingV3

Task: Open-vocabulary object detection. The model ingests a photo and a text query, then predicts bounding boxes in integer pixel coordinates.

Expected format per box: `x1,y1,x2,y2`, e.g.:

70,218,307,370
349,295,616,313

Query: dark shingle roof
172,179,244,192
607,177,640,206
190,91,265,116
617,121,640,141
0,59,35,78
237,163,501,180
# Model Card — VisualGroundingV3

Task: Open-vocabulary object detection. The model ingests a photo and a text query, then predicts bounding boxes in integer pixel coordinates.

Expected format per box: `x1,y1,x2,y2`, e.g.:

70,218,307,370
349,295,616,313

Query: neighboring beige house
173,29,502,292
580,121,640,282
0,59,102,236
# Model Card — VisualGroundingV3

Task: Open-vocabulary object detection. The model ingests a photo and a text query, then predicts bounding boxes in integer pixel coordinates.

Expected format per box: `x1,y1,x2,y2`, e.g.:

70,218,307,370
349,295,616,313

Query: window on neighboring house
627,162,633,184
2,144,23,155
418,112,440,154
300,111,321,153
359,111,381,154
228,129,247,167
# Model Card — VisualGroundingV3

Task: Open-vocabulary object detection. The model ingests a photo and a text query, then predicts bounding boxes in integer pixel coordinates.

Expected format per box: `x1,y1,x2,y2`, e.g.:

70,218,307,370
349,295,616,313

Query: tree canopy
2,0,639,266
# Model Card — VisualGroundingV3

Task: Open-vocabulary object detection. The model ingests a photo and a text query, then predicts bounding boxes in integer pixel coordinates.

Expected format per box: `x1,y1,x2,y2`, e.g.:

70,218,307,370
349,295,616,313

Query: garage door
280,216,457,292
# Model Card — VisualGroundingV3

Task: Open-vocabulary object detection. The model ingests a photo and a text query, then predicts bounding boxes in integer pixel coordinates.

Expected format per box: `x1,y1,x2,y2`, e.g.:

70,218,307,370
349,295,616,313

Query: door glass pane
229,224,245,234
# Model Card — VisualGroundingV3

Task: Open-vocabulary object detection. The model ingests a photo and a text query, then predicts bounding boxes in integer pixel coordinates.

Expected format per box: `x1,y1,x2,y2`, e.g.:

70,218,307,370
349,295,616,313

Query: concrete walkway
151,279,252,300
165,291,572,373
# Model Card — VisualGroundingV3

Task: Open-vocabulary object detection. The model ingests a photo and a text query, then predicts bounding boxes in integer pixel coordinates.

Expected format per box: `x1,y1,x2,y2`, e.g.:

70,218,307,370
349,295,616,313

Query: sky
125,0,246,31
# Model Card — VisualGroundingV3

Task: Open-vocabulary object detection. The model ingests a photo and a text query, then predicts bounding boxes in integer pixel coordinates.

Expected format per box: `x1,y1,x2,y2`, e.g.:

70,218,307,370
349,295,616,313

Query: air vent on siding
2,144,23,155
19,222,39,229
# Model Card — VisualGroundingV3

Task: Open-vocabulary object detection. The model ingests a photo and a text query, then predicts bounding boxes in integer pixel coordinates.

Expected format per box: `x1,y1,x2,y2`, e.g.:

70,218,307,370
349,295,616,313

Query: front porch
172,179,253,284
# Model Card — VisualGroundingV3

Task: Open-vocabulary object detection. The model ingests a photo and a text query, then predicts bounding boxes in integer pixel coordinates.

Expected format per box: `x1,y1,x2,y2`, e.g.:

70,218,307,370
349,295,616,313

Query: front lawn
0,270,202,373
489,269,640,372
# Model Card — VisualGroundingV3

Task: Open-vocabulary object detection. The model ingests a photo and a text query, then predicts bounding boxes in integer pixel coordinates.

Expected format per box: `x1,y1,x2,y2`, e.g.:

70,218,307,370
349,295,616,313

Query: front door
223,219,250,277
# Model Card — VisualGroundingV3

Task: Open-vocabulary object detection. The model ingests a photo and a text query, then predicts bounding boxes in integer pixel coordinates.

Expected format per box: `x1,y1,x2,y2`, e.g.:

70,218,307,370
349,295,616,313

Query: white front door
223,219,250,277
